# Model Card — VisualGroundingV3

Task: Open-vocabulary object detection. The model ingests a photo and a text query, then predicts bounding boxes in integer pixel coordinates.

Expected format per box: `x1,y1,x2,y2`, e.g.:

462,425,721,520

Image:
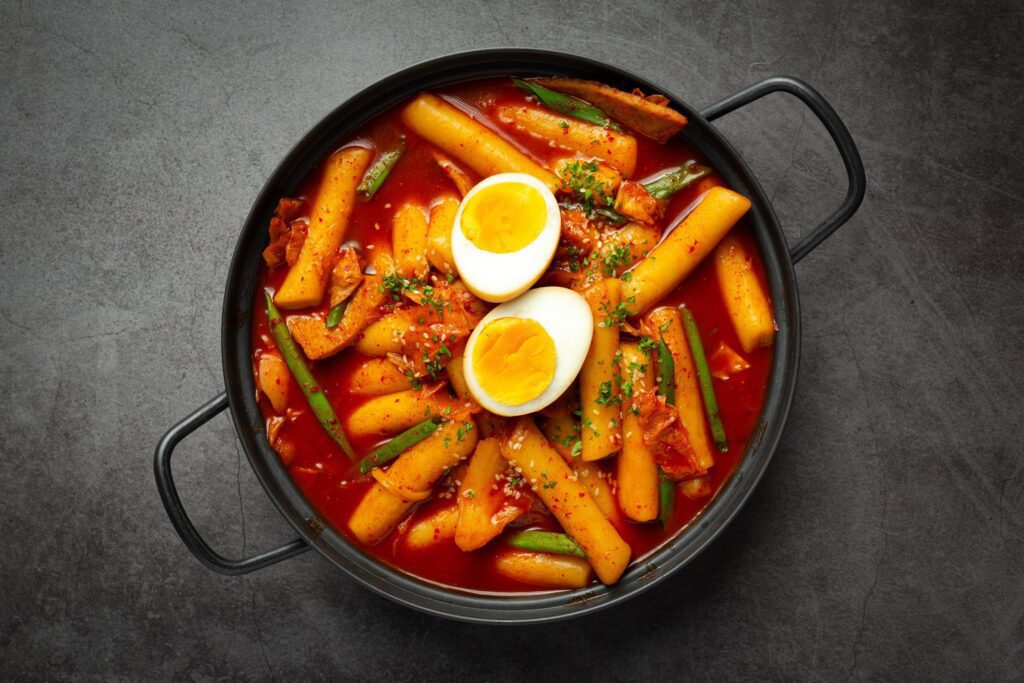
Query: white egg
451,173,561,303
462,287,593,417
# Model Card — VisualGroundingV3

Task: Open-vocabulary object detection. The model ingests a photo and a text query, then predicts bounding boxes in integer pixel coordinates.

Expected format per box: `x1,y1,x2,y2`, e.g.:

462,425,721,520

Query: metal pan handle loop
701,76,866,262
153,392,309,575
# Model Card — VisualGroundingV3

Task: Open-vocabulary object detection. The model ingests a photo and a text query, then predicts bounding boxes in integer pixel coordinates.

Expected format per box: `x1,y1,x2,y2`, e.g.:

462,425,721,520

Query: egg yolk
472,317,556,405
460,181,547,253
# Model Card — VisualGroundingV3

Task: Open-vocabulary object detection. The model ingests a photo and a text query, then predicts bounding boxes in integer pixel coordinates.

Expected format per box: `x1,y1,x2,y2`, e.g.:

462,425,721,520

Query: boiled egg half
462,287,593,416
451,173,561,303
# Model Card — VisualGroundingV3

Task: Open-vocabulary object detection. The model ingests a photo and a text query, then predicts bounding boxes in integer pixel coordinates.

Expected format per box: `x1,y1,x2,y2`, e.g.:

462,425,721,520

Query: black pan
154,49,865,623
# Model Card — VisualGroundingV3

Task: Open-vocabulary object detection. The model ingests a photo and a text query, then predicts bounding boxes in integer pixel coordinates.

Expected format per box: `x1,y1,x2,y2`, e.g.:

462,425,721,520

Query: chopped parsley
595,380,621,406
380,274,449,319
560,160,615,214
616,371,634,399
602,244,632,276
423,343,452,381
603,296,637,328
566,246,584,273
628,360,648,375
380,272,412,300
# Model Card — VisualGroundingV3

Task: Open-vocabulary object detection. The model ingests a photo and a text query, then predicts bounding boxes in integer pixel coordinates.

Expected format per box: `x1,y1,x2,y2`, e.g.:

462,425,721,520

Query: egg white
451,173,561,303
462,287,593,416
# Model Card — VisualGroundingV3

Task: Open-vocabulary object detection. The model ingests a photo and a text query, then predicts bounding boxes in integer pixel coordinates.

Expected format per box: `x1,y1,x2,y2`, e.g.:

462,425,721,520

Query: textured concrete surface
1,0,1022,679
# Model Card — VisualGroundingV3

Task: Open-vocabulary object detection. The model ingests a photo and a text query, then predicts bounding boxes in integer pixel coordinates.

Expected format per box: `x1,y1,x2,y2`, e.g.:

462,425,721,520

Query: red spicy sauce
249,78,773,593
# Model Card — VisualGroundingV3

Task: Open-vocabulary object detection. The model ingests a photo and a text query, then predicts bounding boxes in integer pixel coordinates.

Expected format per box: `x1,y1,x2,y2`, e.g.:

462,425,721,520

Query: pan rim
219,48,800,623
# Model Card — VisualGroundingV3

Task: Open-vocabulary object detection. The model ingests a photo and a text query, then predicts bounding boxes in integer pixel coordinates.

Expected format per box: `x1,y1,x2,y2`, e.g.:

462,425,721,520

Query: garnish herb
602,244,632,276
603,296,636,328
560,160,615,214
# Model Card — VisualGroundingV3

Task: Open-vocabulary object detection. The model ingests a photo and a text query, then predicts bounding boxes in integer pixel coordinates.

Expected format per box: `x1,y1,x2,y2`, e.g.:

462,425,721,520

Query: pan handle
700,76,866,263
154,392,309,575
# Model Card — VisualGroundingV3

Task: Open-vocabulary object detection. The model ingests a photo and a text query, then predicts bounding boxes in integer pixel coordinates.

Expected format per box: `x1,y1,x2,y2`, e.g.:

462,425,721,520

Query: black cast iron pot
154,49,865,623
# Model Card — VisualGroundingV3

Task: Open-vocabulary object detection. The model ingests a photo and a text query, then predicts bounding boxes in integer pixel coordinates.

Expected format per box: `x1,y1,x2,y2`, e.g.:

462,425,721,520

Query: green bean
659,478,676,529
681,307,728,452
357,141,404,199
264,291,356,459
653,335,677,527
505,530,586,558
358,417,442,474
655,335,676,406
512,78,622,132
643,160,712,200
593,207,628,225
325,300,348,329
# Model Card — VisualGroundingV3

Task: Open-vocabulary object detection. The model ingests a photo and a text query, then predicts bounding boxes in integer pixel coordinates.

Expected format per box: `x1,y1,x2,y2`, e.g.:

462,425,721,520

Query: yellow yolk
471,317,556,405
459,181,548,253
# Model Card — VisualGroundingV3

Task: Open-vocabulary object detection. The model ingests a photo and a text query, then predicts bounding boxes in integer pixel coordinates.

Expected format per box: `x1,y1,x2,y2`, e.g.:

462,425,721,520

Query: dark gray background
1,0,1021,680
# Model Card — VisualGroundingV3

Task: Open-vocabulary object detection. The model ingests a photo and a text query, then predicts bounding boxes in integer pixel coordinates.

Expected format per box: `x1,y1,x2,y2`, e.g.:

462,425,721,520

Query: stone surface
1,0,1022,679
